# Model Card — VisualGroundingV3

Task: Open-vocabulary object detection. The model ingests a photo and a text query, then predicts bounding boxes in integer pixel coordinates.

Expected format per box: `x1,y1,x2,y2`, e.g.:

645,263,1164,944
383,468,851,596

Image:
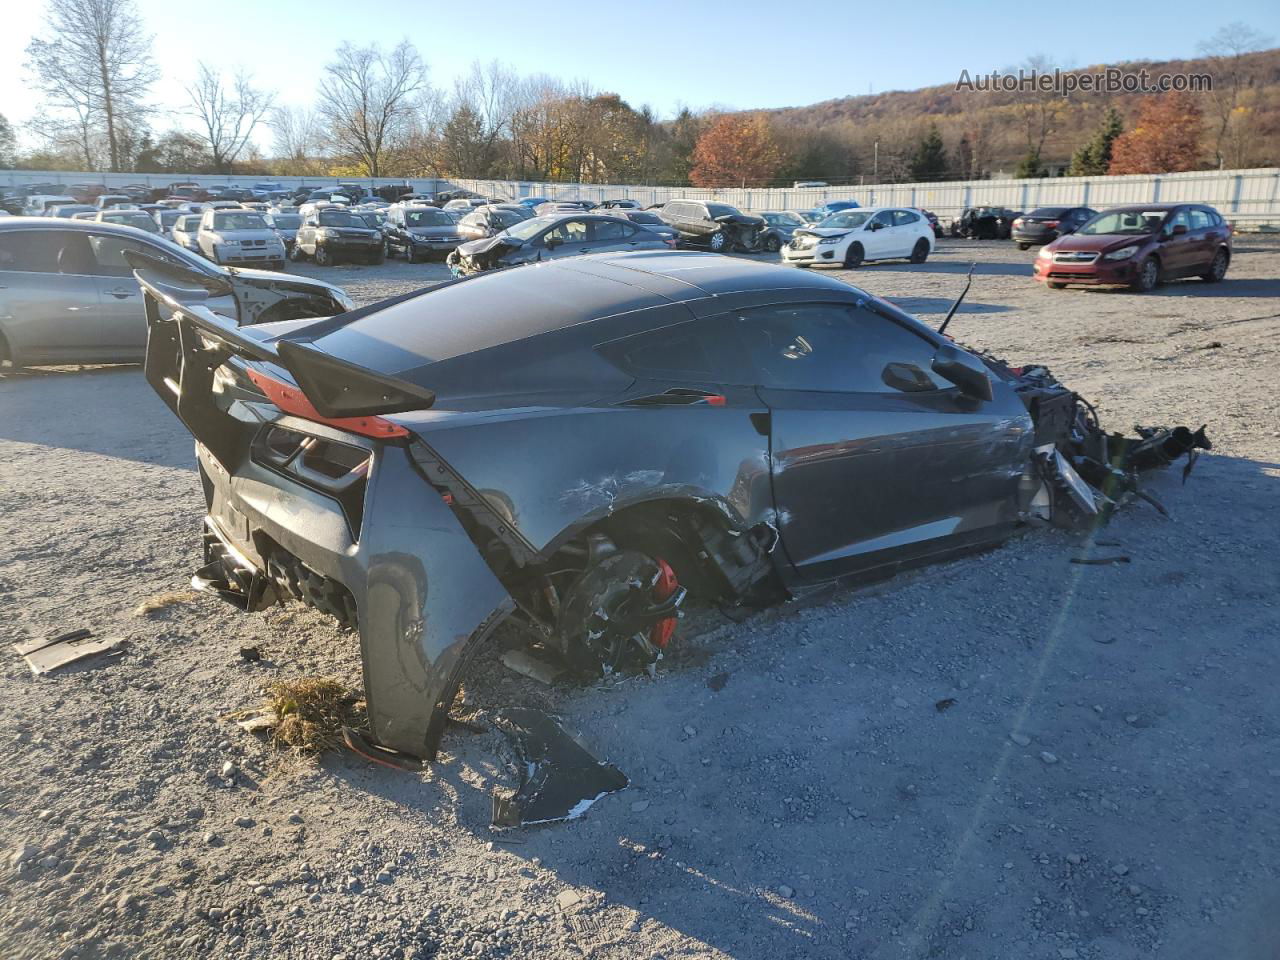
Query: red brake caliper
648,558,679,649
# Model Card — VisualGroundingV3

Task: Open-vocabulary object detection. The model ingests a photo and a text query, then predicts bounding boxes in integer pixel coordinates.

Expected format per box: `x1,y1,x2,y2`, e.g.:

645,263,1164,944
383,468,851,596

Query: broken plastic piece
342,726,424,772
491,708,628,827
15,630,123,674
500,649,565,686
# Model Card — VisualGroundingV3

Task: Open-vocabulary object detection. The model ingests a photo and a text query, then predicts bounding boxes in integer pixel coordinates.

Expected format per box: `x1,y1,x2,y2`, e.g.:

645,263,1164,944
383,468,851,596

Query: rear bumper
1012,229,1057,244
193,435,513,759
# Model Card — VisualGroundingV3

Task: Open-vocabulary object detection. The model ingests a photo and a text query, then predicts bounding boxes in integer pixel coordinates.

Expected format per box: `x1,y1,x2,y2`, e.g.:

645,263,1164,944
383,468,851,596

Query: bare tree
25,0,157,171
270,105,323,173
316,41,428,176
187,64,272,173
1198,22,1273,168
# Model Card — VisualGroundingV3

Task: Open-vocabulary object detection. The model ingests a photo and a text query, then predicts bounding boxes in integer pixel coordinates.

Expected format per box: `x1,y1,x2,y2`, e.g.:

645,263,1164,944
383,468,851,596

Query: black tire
1018,242,1031,251
289,243,304,261
314,245,333,267
764,234,782,253
843,242,864,269
1047,282,1066,290
406,247,420,264
1131,256,1159,292
1200,249,1228,282
707,231,728,252
909,238,929,264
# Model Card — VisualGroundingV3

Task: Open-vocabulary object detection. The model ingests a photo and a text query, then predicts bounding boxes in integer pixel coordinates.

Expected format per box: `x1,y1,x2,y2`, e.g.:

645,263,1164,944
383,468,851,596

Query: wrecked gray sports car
137,251,1206,761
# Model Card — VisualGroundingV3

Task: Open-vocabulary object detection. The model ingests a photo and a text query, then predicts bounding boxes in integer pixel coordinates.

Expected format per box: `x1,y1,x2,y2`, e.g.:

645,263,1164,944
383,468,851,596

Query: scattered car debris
935,698,958,712
238,646,262,662
132,590,199,618
706,672,730,692
14,629,124,675
490,708,628,828
1070,555,1132,565
500,649,565,686
342,726,423,772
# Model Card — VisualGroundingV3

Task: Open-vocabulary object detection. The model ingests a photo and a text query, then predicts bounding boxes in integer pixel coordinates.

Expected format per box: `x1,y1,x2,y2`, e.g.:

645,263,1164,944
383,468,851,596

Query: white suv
782,206,934,269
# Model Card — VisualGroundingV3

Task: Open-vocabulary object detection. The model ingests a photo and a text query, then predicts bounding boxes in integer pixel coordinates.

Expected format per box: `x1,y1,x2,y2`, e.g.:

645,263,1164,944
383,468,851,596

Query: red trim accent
246,368,409,439
649,558,679,649
705,395,726,406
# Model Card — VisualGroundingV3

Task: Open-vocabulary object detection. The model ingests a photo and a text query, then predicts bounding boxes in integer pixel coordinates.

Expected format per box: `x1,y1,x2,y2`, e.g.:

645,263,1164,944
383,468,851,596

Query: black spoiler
134,259,436,422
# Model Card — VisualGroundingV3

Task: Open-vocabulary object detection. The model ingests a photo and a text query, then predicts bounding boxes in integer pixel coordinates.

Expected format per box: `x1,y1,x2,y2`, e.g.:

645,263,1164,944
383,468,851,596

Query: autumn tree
1108,93,1203,174
909,124,948,181
1068,106,1124,176
689,113,781,188
25,0,157,171
0,114,15,168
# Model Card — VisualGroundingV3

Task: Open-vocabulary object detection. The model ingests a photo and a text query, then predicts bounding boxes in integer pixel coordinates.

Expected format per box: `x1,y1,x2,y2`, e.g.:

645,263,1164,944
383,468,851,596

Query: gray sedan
0,218,353,368
446,213,671,275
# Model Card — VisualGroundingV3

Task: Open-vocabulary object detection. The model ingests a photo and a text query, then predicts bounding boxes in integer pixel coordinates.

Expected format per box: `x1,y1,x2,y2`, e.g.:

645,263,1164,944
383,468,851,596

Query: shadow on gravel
0,366,194,468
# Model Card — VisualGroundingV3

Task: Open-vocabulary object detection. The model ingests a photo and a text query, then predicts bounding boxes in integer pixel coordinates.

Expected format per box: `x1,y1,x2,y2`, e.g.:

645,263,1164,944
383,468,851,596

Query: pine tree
1014,149,1046,179
1068,107,1124,176
909,124,948,181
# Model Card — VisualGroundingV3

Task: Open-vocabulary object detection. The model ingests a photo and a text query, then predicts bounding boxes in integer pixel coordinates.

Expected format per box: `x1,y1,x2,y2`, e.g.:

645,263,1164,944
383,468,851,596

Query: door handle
109,289,135,299
579,247,590,253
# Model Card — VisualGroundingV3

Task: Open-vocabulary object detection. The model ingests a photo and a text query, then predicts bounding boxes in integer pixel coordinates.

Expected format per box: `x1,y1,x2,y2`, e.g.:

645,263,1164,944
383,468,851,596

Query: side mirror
868,221,883,231
544,236,562,249
931,345,992,401
881,362,936,393
1170,223,1188,236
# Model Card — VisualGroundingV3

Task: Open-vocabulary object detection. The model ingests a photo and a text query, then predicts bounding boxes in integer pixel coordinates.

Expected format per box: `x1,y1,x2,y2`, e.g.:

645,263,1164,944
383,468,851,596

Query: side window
597,315,753,385
870,211,894,229
741,303,949,394
1168,209,1191,232
544,219,590,245
1188,208,1211,230
87,235,177,277
0,231,79,273
593,219,631,241
1206,208,1223,226
892,210,920,226
693,204,710,222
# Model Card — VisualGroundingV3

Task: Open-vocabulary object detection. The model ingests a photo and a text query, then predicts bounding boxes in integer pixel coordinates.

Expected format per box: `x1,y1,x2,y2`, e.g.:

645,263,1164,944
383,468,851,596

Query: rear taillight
246,368,409,439
1044,220,1059,228
1013,218,1024,228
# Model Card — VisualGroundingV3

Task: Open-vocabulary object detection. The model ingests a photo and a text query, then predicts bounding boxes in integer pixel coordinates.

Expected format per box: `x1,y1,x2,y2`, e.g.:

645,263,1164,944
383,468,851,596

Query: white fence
5,166,1279,223
449,168,1280,222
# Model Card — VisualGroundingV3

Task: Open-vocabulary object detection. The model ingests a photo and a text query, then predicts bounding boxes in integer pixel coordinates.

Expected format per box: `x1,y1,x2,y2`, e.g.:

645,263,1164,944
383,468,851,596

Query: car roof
299,251,855,377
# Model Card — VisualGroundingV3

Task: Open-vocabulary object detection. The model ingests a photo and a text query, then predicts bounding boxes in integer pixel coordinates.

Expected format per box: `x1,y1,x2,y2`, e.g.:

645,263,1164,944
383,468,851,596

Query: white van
22,195,77,216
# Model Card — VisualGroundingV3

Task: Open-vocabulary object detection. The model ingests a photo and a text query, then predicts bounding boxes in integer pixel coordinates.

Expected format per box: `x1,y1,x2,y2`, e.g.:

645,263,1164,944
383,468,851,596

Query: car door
83,232,179,356
588,217,647,254
860,210,896,259
892,210,925,255
743,299,1030,582
0,229,105,365
1159,208,1196,276
1186,207,1218,272
539,218,592,259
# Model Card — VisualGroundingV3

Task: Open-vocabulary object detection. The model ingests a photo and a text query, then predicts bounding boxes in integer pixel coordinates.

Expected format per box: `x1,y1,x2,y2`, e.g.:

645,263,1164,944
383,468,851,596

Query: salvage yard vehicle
385,204,464,262
1033,203,1231,292
47,204,98,219
265,212,302,254
0,218,352,367
603,208,679,245
24,195,79,216
759,211,807,252
1011,206,1097,249
291,206,385,266
137,249,1206,761
658,200,766,252
171,214,203,252
952,206,1020,240
782,207,934,268
446,213,670,275
198,209,287,269
456,203,533,242
96,209,162,234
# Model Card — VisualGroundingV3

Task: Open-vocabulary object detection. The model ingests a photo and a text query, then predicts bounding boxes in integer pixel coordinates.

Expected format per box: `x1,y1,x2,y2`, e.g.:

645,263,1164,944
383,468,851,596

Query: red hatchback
1032,203,1232,292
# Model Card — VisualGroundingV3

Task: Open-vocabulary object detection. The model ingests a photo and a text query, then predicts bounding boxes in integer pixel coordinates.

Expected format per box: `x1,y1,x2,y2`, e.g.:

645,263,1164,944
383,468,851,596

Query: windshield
819,210,872,229
627,212,663,225
270,214,301,229
212,213,268,230
706,203,742,219
502,215,555,241
405,208,453,227
764,213,804,227
1028,207,1070,218
318,210,362,228
176,216,201,230
1078,209,1168,236
493,209,528,228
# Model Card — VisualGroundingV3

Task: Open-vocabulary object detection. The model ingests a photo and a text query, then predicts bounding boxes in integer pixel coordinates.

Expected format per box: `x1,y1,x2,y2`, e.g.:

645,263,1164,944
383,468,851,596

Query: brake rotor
555,550,685,674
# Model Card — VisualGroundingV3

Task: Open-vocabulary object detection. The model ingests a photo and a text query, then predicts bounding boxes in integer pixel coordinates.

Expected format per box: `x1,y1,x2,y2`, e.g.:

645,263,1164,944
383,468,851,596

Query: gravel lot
2,238,1279,960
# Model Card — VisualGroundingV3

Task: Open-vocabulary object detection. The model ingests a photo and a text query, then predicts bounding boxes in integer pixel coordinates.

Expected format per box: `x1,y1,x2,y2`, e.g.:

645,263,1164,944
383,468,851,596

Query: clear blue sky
3,0,1277,148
